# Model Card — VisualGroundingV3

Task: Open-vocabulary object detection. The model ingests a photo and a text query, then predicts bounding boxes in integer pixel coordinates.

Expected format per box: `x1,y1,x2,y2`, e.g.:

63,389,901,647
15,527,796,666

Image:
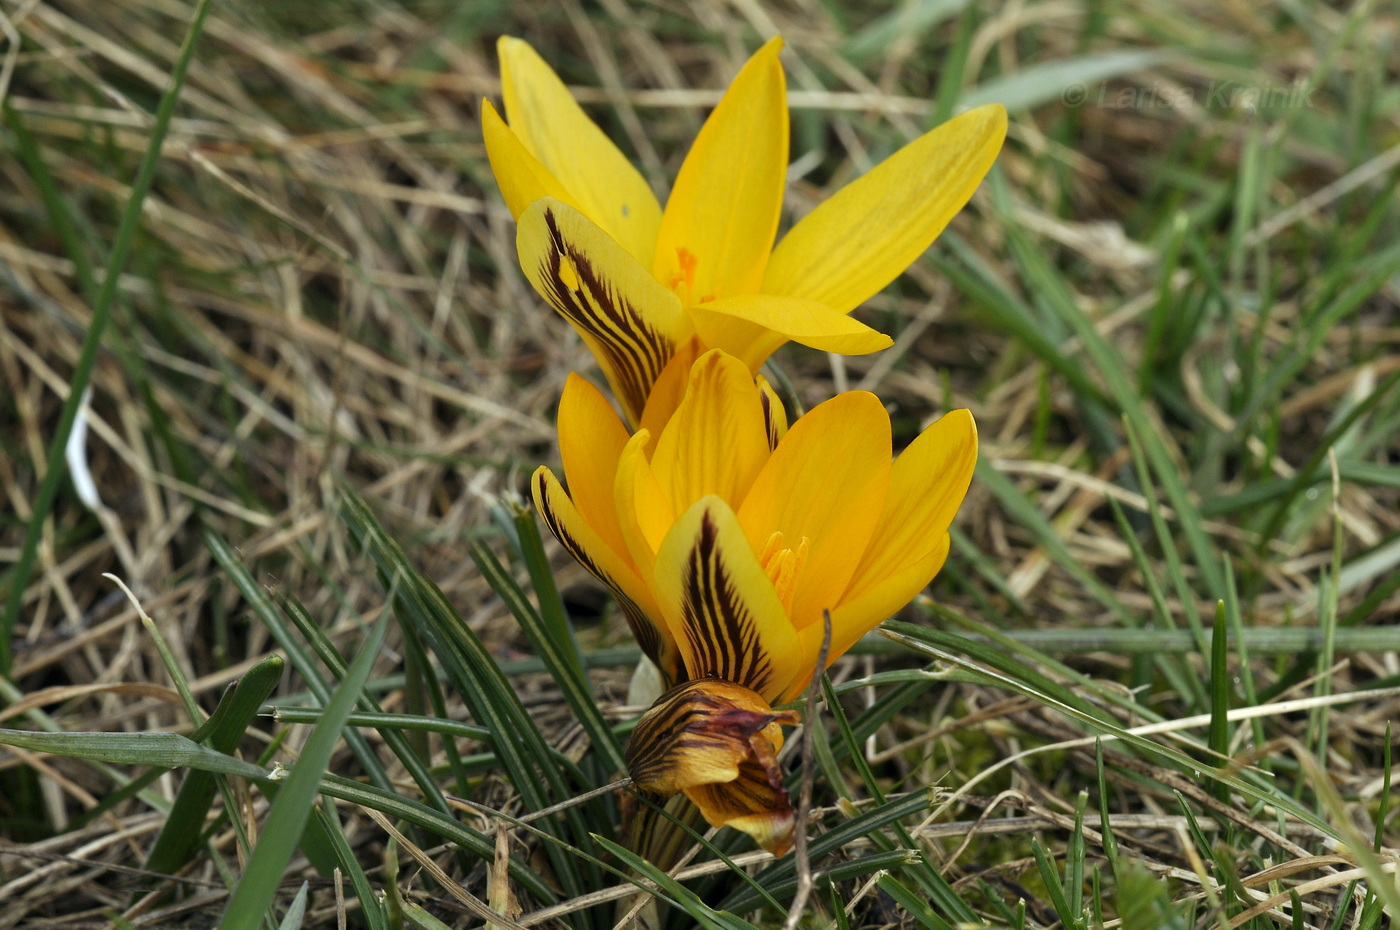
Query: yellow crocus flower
486,36,1006,427
533,349,977,852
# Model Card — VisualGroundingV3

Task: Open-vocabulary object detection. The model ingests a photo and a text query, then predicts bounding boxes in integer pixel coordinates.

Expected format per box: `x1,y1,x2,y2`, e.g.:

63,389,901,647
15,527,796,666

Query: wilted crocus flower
485,36,1006,426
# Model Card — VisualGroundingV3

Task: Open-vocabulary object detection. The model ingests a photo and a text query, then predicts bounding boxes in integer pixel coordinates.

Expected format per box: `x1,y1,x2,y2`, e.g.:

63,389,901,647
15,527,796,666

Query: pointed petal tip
957,102,1009,149
937,407,979,456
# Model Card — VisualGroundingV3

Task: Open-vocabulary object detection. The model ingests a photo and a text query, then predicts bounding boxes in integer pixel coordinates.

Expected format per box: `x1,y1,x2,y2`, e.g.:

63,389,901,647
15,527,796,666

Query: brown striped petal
756,376,787,451
532,467,682,683
517,198,694,427
626,678,798,856
653,497,803,702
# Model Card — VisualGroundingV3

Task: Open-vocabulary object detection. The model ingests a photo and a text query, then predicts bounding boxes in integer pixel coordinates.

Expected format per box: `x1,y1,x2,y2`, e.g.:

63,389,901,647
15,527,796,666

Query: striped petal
756,377,787,451
653,37,788,302
626,678,797,856
532,467,680,683
685,755,795,858
648,349,769,517
653,497,802,702
627,678,795,793
687,294,893,372
517,199,693,426
763,104,1007,314
498,37,663,266
736,391,892,632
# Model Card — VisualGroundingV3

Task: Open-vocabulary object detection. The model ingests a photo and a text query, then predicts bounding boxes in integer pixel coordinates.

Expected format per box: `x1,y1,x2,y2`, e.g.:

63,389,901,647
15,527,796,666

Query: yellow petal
649,350,770,516
626,678,797,856
780,533,951,705
652,497,803,702
687,294,893,373
498,37,663,266
614,429,673,585
763,104,1008,314
736,391,891,631
653,37,788,302
481,99,575,220
532,467,680,681
774,411,977,702
556,374,630,558
842,408,977,601
517,199,693,426
638,335,704,440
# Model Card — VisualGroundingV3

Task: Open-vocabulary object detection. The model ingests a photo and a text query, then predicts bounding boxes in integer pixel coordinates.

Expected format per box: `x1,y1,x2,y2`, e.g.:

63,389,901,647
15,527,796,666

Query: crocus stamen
668,246,699,301
758,531,809,614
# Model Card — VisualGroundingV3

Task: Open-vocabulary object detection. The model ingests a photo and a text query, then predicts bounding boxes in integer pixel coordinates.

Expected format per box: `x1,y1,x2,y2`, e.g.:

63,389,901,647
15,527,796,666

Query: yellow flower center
758,531,809,614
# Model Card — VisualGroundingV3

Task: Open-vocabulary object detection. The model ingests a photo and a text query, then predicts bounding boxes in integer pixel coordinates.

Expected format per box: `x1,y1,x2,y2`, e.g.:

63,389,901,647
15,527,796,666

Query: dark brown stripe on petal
678,511,773,694
534,471,674,679
759,389,780,451
538,208,676,423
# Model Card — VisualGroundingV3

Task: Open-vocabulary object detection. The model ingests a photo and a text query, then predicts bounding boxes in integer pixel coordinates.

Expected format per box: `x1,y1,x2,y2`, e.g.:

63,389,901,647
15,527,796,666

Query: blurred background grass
0,0,1397,927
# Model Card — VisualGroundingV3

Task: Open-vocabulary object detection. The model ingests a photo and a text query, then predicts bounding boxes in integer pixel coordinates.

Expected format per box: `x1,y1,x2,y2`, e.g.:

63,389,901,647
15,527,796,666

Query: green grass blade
1207,600,1231,805
510,504,586,674
1031,838,1076,929
275,882,308,930
588,833,756,930
204,530,401,798
470,538,626,773
316,772,557,904
881,624,1338,835
218,610,389,930
0,0,215,675
0,729,270,779
338,490,599,902
143,654,285,879
312,804,388,930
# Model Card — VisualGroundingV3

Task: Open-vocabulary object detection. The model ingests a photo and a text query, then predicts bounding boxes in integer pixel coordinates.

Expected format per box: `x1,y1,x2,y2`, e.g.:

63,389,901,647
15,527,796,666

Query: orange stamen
759,531,809,614
667,247,699,301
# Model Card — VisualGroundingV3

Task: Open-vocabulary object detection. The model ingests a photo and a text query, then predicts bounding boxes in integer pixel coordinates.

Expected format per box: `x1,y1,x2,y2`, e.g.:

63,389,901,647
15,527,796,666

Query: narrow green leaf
470,537,627,773
1031,838,1075,929
0,729,269,780
218,611,389,930
1207,601,1231,804
144,654,285,879
275,882,309,930
316,773,556,904
338,490,599,901
0,0,216,674
313,804,389,930
882,624,1339,835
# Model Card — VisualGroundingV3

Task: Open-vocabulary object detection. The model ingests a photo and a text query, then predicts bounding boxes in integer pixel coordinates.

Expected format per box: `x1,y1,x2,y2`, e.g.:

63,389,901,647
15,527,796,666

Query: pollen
758,531,810,613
